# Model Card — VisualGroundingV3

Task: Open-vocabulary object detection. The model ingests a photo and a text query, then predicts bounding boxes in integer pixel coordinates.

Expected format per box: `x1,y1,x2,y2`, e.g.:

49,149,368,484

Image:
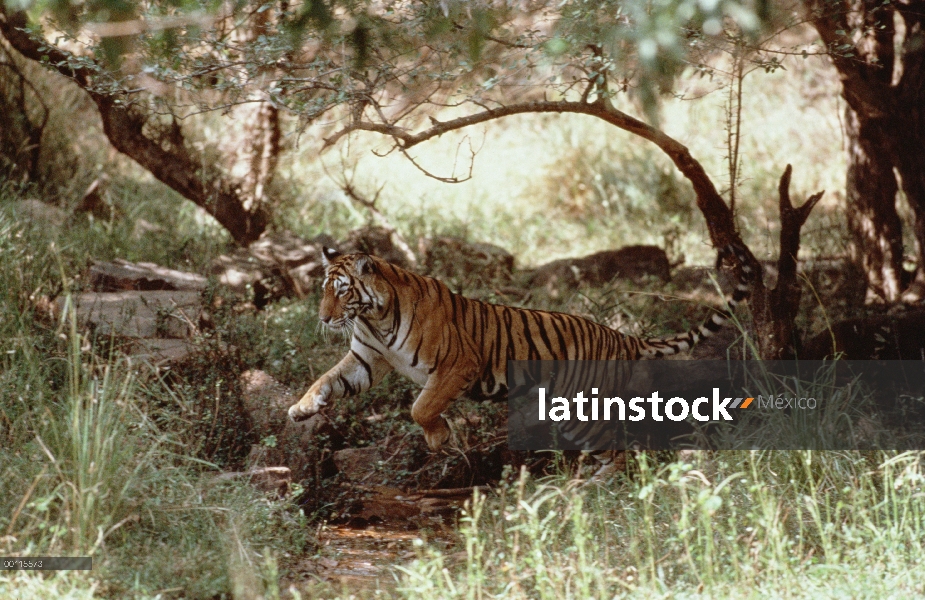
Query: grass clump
387,450,925,599
0,192,311,598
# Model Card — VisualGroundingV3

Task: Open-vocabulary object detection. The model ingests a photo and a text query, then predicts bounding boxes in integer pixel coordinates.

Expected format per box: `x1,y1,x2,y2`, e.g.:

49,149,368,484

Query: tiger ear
355,255,376,277
321,247,341,268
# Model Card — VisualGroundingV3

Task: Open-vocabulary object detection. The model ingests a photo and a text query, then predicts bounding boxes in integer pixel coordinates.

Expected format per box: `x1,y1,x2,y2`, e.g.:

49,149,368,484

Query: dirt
285,519,458,595
283,486,470,595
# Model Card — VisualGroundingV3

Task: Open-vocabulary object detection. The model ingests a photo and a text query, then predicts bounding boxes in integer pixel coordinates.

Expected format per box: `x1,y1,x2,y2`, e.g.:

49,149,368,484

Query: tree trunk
844,106,904,302
891,4,925,300
0,8,270,246
893,122,925,301
233,6,282,216
806,0,925,302
238,101,282,213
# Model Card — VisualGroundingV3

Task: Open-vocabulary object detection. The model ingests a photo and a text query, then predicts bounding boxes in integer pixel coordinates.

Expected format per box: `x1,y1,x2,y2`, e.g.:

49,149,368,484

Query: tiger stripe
288,245,752,454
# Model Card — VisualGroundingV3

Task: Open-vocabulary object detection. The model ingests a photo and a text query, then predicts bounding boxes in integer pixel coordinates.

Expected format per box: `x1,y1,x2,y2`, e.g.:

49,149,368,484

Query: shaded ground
282,487,465,595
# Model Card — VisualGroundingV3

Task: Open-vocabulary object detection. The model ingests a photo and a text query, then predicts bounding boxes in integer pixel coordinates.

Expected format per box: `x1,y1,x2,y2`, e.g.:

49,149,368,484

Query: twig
325,154,419,267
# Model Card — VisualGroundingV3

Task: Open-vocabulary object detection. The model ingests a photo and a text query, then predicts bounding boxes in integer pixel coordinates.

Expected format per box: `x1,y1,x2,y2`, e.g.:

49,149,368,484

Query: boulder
211,231,336,304
418,236,514,283
213,466,292,496
127,338,198,365
342,226,415,269
529,245,670,290
89,259,207,292
240,369,296,438
240,370,344,480
341,485,487,525
802,309,925,360
332,447,385,482
74,178,118,220
59,290,203,339
800,258,867,309
55,261,208,366
10,199,68,228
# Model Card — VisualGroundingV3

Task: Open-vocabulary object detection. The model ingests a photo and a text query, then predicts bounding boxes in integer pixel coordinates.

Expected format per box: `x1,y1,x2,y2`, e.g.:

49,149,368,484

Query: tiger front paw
288,395,327,422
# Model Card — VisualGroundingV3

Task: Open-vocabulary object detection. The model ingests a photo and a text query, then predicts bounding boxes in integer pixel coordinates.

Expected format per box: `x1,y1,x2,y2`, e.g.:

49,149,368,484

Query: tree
0,40,48,182
0,5,274,244
805,0,925,302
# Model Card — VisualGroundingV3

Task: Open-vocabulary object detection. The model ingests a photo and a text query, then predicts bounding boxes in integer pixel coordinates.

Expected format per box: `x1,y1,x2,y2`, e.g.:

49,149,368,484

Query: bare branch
339,180,419,268
398,146,473,184
748,164,825,358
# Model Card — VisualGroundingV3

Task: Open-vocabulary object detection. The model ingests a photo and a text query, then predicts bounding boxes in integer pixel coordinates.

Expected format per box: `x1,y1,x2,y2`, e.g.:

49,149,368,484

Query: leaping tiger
288,245,752,455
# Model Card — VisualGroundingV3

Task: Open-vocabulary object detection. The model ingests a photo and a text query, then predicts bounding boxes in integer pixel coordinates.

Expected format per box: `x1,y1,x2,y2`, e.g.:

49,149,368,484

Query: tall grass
0,194,310,598
387,450,925,599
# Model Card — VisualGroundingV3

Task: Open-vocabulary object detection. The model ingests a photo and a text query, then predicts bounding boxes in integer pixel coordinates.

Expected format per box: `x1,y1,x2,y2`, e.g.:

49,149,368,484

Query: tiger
288,245,752,460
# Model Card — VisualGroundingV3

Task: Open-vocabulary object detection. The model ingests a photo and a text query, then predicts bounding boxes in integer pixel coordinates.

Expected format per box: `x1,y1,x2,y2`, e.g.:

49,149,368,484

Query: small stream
285,521,459,595
319,525,426,583
282,486,475,595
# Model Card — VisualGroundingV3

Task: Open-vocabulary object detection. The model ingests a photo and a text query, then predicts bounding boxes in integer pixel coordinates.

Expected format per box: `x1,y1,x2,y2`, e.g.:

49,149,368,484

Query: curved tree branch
326,97,748,255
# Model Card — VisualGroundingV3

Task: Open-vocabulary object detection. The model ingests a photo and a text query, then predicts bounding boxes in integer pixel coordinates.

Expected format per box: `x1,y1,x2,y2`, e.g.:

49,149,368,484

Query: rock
126,338,198,365
333,447,385,482
213,466,292,496
529,245,670,290
418,236,514,283
210,227,418,305
240,370,344,480
89,259,207,292
288,413,343,448
670,265,736,294
802,309,925,360
74,178,118,220
57,266,206,365
240,369,343,443
249,231,336,269
800,258,867,309
132,219,165,240
211,231,336,304
59,290,202,338
251,413,344,481
351,495,421,523
240,369,296,438
343,485,485,524
342,226,415,269
689,324,746,360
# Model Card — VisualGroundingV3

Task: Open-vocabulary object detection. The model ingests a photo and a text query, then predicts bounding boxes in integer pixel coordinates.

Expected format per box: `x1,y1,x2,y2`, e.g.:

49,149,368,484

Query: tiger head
318,247,388,330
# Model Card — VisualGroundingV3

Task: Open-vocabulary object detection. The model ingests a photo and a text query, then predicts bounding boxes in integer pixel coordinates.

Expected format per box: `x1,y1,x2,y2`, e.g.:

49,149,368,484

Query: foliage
7,0,784,139
383,451,925,599
0,186,310,598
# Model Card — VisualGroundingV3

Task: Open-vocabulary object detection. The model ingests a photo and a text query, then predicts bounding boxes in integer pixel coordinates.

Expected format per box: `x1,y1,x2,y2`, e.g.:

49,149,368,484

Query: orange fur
288,248,751,450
